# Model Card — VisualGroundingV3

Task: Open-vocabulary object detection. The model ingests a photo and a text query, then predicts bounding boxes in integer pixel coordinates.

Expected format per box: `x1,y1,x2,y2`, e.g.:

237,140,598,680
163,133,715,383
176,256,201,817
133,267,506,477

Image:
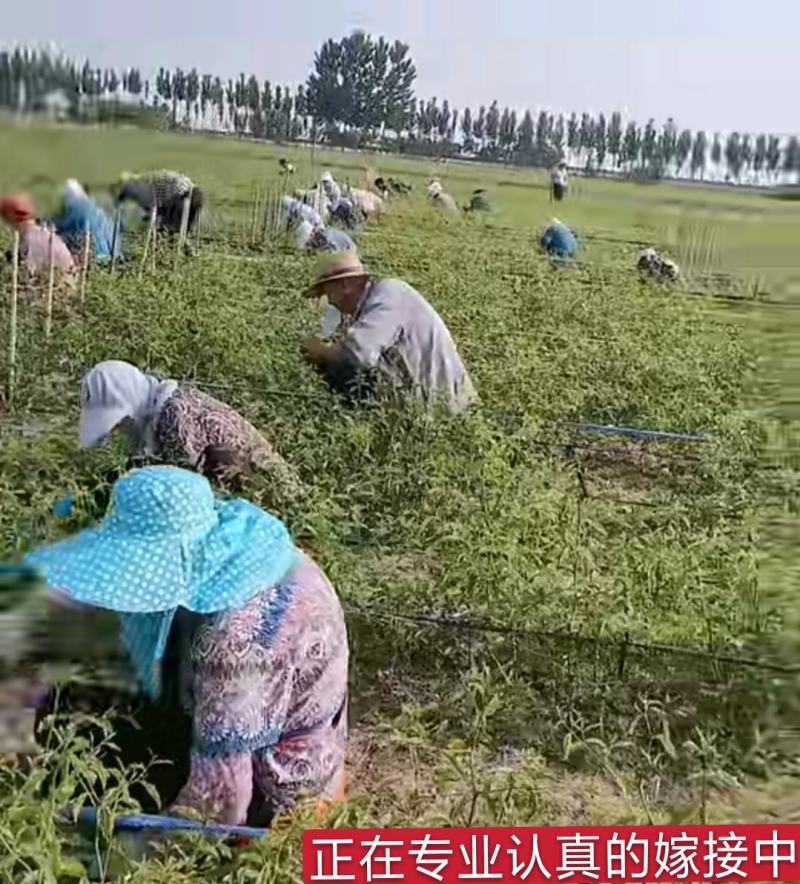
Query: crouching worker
540,219,579,262
329,197,365,229
302,251,477,413
290,217,355,255
637,247,680,282
427,180,460,214
464,189,493,213
28,466,349,826
307,225,355,254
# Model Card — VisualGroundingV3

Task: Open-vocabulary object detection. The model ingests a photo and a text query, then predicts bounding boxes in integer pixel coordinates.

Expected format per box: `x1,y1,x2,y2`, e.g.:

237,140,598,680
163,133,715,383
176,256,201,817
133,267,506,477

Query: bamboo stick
45,226,55,340
7,231,19,407
79,228,91,306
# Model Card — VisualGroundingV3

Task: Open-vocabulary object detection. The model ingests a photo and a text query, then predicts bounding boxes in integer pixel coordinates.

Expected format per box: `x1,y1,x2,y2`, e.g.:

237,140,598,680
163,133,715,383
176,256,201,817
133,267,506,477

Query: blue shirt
540,223,578,259
54,194,122,260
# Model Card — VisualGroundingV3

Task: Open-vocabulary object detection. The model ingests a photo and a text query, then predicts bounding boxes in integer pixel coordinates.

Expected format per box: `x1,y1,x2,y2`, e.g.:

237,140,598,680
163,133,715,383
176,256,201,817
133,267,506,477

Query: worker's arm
117,180,154,212
303,339,358,387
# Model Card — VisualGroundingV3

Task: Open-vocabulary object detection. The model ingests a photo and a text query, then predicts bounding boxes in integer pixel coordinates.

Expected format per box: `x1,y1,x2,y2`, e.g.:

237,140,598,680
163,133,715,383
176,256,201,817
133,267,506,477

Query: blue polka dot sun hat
25,466,301,696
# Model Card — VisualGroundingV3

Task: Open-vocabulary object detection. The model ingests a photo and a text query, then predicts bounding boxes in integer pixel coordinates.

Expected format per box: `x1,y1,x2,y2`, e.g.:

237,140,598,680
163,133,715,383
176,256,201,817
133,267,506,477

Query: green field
0,123,798,880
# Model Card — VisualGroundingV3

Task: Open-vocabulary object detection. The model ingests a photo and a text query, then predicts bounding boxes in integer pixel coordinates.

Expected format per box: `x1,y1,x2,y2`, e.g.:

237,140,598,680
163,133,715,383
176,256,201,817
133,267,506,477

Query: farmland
0,123,798,880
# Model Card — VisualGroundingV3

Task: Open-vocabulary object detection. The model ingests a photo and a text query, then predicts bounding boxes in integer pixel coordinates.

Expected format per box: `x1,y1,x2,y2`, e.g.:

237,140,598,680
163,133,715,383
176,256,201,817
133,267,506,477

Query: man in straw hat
302,250,477,413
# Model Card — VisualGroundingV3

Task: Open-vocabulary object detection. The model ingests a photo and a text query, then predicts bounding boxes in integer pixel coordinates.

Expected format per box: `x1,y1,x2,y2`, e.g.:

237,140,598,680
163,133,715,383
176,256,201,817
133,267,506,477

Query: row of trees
1,42,798,184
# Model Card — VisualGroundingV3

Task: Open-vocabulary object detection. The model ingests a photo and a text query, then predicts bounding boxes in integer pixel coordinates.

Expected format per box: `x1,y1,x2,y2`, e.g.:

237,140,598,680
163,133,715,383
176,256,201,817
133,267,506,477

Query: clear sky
5,0,797,135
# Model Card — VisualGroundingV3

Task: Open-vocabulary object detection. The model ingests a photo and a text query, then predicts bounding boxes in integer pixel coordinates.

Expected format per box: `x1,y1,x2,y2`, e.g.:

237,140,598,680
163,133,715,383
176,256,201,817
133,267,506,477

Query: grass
0,121,798,881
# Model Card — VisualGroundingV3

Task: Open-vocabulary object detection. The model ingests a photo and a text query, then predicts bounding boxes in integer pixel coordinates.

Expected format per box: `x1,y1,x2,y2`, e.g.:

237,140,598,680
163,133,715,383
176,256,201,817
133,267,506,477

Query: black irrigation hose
345,604,800,676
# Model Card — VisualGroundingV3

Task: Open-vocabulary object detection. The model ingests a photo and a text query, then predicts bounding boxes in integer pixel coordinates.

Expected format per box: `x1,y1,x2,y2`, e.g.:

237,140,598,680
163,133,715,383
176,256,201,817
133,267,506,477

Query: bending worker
28,466,348,826
78,360,305,504
540,219,579,261
117,170,204,239
302,250,477,414
53,179,122,264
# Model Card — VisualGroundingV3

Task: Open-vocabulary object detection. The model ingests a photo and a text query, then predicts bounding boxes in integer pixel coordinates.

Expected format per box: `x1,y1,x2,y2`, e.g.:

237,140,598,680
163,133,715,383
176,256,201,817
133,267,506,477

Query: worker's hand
303,336,328,365
270,799,332,834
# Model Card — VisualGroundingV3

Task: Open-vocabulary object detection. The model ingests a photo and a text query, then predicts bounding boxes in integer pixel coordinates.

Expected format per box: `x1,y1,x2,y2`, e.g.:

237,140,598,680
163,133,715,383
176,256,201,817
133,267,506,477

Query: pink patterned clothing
172,556,348,825
153,386,306,503
19,223,76,277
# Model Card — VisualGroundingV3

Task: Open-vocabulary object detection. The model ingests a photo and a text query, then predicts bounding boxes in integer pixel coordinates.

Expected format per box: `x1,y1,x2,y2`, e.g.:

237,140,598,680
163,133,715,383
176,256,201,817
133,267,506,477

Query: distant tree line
1,40,798,185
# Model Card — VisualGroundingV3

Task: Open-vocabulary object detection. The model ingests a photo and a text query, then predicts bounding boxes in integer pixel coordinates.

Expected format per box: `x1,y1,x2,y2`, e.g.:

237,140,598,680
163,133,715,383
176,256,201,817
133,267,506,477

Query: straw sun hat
306,249,368,296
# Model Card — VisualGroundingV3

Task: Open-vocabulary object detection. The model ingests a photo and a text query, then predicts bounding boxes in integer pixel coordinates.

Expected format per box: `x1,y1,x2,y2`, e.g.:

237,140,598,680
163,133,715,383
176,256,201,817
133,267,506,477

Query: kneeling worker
302,251,477,414
637,247,680,282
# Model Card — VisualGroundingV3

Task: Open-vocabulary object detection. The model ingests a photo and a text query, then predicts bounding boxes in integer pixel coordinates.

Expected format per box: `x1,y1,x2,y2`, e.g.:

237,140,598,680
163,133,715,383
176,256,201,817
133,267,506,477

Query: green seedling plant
0,122,797,878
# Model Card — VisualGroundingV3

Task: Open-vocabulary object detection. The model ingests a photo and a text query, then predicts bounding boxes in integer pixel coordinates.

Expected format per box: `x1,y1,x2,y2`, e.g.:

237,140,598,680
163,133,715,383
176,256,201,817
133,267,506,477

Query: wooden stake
195,202,202,251
79,228,91,306
274,188,283,238
263,189,274,244
250,185,261,245
260,190,269,245
249,182,257,238
175,189,192,268
109,206,121,274
45,226,55,340
266,189,275,241
139,206,156,279
274,185,284,234
7,231,19,407
150,205,158,273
